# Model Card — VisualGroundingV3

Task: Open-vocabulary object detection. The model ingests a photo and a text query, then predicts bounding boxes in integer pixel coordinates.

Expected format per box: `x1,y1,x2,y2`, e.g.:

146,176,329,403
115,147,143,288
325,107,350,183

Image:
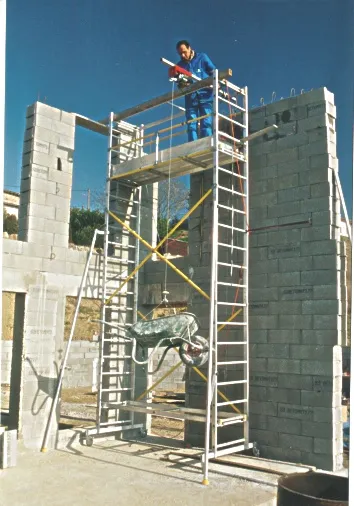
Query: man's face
178,44,192,61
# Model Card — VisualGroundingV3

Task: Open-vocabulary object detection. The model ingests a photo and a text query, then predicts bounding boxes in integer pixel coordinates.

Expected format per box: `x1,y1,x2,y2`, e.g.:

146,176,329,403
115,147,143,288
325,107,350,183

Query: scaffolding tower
84,69,272,483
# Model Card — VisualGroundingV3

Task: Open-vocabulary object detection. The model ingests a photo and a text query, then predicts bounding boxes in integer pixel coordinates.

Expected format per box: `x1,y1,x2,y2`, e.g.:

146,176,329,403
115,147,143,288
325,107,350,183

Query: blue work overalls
177,52,216,142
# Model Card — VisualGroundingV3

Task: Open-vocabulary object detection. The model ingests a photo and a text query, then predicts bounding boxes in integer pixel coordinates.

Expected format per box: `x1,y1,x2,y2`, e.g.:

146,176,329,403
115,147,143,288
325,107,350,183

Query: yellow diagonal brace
105,188,212,305
107,224,210,307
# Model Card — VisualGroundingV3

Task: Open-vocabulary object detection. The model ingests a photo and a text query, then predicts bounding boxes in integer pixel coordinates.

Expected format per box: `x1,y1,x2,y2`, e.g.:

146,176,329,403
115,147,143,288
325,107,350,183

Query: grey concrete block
3,238,24,255
312,255,335,270
20,190,46,206
47,168,72,186
279,315,312,329
310,153,336,170
22,163,49,181
299,139,329,159
266,97,297,115
254,344,289,359
251,259,279,274
249,303,270,316
250,373,278,387
21,176,56,195
278,256,312,272
34,102,62,121
23,242,52,258
249,192,278,208
301,197,330,214
269,229,302,248
307,101,336,118
251,429,279,447
54,182,72,199
297,115,328,132
267,173,299,191
313,406,342,425
267,147,298,165
26,113,53,131
249,287,278,302
249,401,277,416
250,247,268,261
27,230,55,246
277,157,308,175
249,413,268,430
268,201,301,219
279,433,313,452
277,186,310,204
314,438,334,455
276,132,309,150
301,240,337,257
250,165,277,181
43,219,69,236
50,120,75,138
313,376,341,393
268,243,301,259
311,182,331,199
301,421,332,439
313,314,339,330
300,360,335,376
24,150,58,170
250,358,268,373
45,194,70,209
267,387,301,404
249,315,278,330
25,125,60,145
249,273,268,288
268,301,302,314
42,259,67,274
301,270,337,286
268,329,301,344
278,403,314,420
302,300,339,315
278,374,313,390
301,226,330,242
290,345,334,361
268,359,300,374
301,390,336,409
259,445,302,464
268,272,300,287
60,110,76,126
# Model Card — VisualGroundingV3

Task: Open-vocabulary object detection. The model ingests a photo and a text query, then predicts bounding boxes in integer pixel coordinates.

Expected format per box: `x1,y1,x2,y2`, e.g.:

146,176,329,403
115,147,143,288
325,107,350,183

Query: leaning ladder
203,70,251,483
94,115,143,439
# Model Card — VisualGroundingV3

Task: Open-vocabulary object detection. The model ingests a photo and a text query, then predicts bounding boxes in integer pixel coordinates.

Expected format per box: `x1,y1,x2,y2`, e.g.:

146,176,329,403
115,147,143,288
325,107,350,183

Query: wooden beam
102,69,233,124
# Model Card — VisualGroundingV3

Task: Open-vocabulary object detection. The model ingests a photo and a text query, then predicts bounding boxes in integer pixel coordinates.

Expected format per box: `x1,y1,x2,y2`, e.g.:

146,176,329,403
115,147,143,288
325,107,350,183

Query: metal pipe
41,228,104,452
203,68,220,486
0,1,6,399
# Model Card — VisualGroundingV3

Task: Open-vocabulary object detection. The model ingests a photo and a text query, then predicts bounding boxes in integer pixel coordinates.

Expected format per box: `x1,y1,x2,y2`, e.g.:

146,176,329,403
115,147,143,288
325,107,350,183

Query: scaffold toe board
110,136,246,185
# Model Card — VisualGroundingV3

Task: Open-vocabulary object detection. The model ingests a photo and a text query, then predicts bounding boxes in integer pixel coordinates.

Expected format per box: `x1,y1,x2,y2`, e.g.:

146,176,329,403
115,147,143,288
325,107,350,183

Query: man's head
176,40,193,61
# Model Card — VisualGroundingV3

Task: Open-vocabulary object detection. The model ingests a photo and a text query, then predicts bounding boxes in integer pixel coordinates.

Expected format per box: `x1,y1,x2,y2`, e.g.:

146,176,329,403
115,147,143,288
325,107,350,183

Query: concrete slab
0,440,277,506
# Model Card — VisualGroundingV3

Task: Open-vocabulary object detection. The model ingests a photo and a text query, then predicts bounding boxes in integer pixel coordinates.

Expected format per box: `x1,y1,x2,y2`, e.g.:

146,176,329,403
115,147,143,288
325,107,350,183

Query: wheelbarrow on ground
99,312,209,373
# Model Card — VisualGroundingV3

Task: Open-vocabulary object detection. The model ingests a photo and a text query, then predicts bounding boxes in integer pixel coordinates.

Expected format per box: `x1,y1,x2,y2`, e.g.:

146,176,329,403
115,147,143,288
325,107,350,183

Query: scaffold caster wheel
139,429,148,438
86,436,94,447
253,443,260,457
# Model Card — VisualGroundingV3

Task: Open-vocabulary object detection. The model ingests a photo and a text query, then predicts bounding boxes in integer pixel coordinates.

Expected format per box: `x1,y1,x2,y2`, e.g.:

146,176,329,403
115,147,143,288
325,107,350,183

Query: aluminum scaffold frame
84,69,276,484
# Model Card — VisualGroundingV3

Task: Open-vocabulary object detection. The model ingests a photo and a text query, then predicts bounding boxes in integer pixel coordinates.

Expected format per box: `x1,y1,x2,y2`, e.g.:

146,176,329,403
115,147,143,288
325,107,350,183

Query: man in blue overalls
176,40,216,142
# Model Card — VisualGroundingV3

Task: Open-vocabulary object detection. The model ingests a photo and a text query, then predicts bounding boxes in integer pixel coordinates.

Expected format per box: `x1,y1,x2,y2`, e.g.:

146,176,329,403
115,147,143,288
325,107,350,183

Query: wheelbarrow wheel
179,335,209,367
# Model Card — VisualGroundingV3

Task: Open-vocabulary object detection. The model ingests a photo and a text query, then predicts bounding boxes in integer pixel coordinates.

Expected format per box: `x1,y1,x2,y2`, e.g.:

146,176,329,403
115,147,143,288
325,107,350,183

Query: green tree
69,208,105,247
3,209,18,235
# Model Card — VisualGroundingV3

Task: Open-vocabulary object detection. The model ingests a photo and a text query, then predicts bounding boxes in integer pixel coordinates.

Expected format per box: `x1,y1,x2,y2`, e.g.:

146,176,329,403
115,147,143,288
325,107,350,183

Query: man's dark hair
176,40,190,50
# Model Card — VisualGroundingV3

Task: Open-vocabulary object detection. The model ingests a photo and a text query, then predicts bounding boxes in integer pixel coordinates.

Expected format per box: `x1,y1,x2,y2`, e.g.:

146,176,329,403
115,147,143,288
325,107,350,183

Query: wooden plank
103,69,233,124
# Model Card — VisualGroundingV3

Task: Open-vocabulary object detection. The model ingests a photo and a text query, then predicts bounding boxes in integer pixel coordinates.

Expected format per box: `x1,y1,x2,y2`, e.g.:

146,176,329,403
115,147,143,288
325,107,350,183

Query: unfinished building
1,69,349,480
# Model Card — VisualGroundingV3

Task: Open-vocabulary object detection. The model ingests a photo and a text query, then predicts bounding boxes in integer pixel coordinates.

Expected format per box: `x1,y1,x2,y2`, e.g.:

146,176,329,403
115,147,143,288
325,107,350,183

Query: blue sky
4,0,354,213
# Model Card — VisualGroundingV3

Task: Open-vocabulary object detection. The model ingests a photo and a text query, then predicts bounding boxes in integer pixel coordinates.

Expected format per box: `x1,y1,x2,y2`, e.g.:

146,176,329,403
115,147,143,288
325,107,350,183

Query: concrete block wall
248,88,343,471
18,102,75,247
62,341,99,388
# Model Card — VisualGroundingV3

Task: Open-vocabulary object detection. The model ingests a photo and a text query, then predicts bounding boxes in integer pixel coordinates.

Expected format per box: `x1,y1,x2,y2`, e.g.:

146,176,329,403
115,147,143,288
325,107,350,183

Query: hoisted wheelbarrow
99,312,209,372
